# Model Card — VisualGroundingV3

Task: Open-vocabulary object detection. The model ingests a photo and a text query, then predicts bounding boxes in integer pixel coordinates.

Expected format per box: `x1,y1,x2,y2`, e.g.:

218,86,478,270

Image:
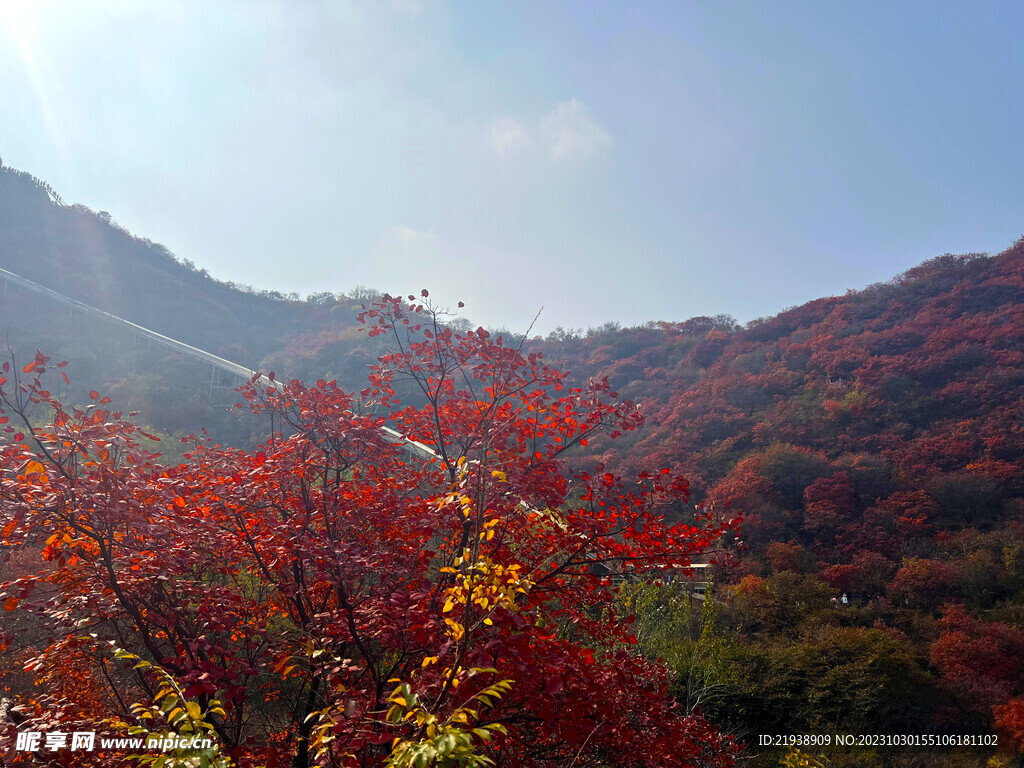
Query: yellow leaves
779,748,830,768
491,470,507,482
479,518,500,542
444,617,465,642
383,671,510,768
111,645,231,765
20,460,49,484
421,656,438,668
382,671,512,768
385,681,420,723
438,552,531,641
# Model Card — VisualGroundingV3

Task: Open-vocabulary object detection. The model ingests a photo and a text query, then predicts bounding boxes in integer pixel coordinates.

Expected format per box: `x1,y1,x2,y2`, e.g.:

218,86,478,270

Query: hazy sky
2,1,1022,332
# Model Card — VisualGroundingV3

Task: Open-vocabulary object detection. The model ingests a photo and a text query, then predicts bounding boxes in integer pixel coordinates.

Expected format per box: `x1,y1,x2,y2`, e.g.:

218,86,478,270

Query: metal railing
0,265,437,460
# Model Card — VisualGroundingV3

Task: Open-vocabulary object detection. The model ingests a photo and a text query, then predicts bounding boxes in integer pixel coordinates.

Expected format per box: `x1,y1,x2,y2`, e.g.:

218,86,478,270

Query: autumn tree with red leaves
0,294,738,768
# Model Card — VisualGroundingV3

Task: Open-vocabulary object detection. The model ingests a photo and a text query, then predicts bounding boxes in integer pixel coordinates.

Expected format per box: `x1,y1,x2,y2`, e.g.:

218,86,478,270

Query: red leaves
994,699,1024,753
931,605,1024,715
18,350,50,377
542,675,563,696
0,325,735,768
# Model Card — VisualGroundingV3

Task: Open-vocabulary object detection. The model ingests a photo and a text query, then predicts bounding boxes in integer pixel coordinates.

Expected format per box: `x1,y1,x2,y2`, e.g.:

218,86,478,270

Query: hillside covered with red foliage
540,241,1024,755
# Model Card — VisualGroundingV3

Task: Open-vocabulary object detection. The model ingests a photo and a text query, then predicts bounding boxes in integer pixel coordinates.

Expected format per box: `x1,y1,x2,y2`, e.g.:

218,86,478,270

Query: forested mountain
539,243,1024,759
3,162,1024,766
0,163,370,364
0,164,386,446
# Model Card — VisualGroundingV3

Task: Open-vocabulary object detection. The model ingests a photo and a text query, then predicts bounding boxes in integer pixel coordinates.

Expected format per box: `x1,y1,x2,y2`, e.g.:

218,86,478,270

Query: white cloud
384,225,440,255
489,117,530,155
388,224,436,246
389,0,423,15
540,99,611,161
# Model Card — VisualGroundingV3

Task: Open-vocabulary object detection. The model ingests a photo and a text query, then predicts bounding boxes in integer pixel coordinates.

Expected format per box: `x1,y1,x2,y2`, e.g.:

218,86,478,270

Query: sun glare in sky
2,1,67,158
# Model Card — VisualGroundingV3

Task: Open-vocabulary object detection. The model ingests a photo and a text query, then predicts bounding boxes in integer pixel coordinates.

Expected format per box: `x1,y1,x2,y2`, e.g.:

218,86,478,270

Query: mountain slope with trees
0,162,371,365
538,241,1024,764
2,162,1024,765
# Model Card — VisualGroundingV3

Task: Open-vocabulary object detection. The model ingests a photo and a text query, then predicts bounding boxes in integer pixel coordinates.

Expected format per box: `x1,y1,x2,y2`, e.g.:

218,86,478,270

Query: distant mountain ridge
0,163,363,364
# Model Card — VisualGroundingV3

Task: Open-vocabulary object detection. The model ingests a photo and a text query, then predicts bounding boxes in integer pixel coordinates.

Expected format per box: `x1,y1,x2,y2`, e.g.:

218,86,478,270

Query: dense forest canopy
2,163,1024,766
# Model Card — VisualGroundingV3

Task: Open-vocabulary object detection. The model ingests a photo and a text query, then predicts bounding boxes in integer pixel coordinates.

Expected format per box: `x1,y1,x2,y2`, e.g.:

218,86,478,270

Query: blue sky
1,1,1021,332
